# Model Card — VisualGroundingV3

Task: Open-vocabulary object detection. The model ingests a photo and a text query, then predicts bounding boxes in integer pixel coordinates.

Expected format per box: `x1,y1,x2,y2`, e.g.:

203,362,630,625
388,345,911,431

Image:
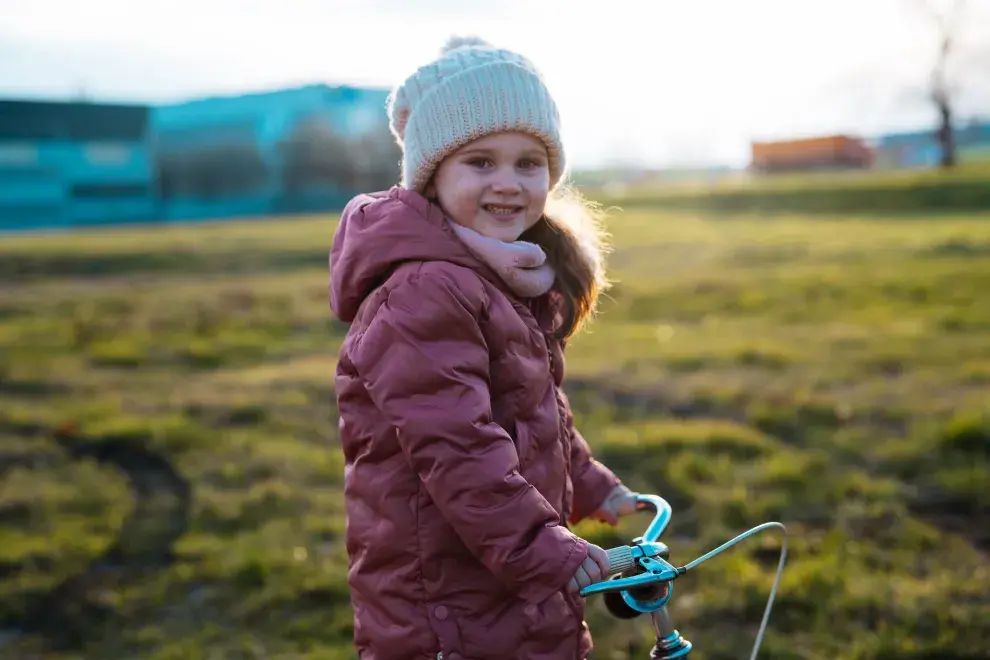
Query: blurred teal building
0,83,398,231
0,99,156,231
151,84,396,221
874,118,990,169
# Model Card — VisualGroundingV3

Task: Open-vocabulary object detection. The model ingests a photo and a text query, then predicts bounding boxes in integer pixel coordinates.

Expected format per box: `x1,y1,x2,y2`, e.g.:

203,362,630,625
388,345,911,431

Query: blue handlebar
632,493,672,543
579,494,682,610
577,492,789,660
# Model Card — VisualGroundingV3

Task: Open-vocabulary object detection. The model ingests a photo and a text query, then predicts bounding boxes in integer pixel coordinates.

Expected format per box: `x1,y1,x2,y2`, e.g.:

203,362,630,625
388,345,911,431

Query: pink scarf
447,220,556,298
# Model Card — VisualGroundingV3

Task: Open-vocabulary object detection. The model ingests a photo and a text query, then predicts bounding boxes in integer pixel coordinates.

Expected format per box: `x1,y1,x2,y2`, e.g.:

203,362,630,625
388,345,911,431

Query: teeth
485,205,520,215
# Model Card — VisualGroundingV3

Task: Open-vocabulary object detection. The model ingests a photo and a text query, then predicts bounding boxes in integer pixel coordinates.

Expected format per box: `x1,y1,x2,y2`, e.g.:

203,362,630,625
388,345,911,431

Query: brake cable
580,494,788,659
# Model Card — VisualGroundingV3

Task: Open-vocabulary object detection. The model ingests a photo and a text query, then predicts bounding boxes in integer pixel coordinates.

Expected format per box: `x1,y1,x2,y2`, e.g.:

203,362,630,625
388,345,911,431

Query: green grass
2,195,989,659
593,162,990,215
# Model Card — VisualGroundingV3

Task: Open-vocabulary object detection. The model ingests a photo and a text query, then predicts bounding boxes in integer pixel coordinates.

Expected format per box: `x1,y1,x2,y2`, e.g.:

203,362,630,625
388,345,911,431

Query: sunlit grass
1,198,988,658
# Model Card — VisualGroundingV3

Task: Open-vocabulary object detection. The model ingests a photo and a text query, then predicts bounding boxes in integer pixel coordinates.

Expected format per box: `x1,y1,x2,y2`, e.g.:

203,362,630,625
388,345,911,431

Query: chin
475,218,532,243
484,226,525,242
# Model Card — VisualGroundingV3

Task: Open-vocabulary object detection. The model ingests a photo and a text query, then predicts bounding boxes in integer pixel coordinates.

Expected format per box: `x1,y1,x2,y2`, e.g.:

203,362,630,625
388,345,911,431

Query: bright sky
2,0,989,168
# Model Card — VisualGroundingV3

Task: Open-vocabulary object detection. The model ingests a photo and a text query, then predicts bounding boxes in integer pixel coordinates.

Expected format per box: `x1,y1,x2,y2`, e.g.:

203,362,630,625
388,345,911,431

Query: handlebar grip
606,545,635,575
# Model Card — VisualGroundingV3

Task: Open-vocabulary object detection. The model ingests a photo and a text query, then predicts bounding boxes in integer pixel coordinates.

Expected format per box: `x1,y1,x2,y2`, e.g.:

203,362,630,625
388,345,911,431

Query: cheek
526,180,550,212
434,174,482,224
440,174,480,206
442,185,476,215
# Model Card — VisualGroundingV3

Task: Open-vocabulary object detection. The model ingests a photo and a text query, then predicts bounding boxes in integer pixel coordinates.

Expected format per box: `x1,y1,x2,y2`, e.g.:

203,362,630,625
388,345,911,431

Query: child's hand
589,484,639,525
567,543,610,594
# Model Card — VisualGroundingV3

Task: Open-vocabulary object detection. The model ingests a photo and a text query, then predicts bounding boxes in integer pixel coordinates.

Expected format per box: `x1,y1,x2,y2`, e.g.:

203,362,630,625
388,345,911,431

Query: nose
489,167,523,195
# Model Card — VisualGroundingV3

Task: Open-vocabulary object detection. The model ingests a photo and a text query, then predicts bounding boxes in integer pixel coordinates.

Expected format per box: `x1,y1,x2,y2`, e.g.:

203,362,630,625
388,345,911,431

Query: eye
466,157,493,169
517,158,544,171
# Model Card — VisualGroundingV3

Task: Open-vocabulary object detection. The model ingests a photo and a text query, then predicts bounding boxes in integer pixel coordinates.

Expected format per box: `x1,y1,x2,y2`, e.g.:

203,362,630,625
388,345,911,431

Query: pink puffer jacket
330,187,621,659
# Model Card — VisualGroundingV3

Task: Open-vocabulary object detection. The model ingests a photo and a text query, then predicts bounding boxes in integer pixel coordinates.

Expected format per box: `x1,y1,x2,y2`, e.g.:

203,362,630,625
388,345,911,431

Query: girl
329,36,638,660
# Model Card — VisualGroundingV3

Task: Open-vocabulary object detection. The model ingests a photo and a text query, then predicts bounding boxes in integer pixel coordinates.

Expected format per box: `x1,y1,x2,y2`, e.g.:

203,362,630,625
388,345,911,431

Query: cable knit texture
387,37,566,192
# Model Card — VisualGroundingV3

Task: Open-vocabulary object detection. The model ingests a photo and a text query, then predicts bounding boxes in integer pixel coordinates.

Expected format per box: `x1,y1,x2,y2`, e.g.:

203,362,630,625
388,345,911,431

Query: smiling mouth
483,204,524,217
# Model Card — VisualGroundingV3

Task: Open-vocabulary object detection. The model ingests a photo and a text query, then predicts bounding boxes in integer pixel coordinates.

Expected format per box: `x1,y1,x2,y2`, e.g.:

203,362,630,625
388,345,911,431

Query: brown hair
519,184,611,341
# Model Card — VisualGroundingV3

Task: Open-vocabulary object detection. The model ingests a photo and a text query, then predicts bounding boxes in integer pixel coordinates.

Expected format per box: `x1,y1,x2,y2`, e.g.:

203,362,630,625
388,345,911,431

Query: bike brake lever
580,556,683,597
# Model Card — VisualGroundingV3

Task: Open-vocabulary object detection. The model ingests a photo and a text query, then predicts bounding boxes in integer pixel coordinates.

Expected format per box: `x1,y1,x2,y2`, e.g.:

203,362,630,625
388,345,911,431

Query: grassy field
1,190,989,659
591,162,990,215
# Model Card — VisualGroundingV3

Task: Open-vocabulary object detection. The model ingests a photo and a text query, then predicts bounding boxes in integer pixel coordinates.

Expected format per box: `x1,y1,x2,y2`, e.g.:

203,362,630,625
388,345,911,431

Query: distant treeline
155,118,401,200
598,165,990,215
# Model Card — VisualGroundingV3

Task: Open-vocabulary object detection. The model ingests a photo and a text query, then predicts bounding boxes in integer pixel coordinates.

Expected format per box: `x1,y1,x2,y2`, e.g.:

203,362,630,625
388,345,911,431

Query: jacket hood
329,187,491,322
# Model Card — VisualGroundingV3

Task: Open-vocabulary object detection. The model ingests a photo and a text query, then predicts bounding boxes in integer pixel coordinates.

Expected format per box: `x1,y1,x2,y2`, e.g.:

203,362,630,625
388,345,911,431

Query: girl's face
427,131,550,243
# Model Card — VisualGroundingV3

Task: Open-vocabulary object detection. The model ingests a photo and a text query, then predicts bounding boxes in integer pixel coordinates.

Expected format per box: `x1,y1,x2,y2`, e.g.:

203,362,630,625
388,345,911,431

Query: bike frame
580,494,788,660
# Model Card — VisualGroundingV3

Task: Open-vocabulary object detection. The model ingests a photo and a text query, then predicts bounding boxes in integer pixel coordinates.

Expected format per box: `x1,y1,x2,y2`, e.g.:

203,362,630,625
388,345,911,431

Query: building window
84,143,133,165
70,183,149,199
0,143,39,167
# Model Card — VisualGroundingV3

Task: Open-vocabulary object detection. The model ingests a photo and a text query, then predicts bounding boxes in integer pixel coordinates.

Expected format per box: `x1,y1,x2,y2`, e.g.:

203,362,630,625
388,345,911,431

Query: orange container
751,135,873,171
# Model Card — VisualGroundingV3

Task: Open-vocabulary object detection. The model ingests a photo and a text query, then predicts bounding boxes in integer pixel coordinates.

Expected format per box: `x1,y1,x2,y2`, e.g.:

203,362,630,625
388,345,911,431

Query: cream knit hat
386,36,566,193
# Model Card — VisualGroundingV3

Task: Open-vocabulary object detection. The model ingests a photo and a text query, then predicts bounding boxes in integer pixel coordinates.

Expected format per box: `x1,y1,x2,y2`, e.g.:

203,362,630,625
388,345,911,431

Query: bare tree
278,117,359,192
156,142,268,199
913,0,968,168
278,116,401,194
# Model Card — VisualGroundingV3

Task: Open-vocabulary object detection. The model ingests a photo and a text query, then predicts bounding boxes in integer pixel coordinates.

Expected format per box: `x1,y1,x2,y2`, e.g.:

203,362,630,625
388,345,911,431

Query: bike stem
649,607,692,659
